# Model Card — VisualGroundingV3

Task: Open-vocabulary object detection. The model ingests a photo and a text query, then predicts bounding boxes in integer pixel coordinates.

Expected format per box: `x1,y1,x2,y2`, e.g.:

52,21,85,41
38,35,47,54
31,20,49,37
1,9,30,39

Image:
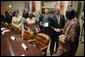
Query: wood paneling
1,5,9,17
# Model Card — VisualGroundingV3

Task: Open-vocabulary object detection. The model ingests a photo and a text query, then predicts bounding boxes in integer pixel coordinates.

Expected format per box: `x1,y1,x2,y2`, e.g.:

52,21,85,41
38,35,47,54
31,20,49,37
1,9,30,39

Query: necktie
57,16,60,25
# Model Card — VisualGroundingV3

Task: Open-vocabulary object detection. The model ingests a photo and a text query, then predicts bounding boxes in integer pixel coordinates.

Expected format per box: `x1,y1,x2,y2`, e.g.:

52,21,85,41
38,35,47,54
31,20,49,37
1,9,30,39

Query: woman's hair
66,8,76,20
5,11,8,15
12,10,19,16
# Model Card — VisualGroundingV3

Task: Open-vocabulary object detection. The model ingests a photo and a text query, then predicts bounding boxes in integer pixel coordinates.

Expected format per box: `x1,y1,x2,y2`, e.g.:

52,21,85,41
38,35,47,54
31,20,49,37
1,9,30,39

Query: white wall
12,1,25,16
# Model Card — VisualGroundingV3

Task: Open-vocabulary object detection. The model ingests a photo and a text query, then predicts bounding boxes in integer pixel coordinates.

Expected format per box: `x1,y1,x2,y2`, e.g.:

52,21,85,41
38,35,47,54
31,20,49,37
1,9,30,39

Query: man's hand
16,26,21,31
60,29,64,31
55,28,61,32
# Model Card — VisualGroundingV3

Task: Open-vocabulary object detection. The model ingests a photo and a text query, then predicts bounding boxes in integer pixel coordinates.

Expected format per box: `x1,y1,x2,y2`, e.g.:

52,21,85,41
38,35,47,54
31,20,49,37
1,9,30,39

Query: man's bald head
55,6,61,11
55,6,61,15
45,9,48,14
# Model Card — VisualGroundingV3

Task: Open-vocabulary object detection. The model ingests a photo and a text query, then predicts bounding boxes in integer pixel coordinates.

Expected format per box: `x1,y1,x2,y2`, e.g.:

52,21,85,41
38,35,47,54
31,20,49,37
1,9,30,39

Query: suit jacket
49,14,65,35
1,14,5,23
42,14,50,23
5,12,13,24
39,14,43,25
23,12,28,19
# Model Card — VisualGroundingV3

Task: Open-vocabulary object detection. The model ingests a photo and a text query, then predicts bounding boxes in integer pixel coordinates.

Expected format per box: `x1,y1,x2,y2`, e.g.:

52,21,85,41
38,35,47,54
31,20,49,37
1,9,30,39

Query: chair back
35,33,50,49
8,24,13,30
14,27,21,34
4,23,8,28
23,30,33,40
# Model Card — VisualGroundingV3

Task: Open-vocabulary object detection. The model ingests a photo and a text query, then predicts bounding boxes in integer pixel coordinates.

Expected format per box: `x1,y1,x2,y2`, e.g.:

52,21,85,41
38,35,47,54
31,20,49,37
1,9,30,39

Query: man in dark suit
4,9,13,26
49,6,65,55
1,14,5,23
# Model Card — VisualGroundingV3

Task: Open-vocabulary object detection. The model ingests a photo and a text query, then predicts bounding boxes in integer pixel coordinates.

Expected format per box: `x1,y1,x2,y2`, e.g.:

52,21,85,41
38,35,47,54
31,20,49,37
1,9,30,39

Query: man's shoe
50,52,53,56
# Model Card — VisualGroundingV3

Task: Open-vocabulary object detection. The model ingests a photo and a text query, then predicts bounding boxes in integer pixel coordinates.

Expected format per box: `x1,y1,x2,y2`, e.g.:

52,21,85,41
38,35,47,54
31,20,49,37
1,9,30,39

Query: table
1,28,42,56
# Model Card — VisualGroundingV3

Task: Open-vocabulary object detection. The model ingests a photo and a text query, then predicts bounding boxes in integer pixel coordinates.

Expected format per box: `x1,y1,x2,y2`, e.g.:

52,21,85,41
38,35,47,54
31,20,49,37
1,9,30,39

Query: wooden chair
3,23,8,28
23,30,33,41
8,24,13,30
28,33,50,56
14,27,21,34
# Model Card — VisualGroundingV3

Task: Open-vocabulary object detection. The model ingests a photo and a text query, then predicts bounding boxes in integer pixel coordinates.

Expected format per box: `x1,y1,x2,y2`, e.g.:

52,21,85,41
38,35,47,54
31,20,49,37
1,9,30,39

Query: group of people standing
1,6,80,56
37,6,80,56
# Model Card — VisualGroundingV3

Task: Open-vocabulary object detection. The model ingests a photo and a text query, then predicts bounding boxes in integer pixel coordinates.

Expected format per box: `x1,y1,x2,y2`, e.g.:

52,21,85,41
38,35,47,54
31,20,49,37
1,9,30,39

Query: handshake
55,28,63,32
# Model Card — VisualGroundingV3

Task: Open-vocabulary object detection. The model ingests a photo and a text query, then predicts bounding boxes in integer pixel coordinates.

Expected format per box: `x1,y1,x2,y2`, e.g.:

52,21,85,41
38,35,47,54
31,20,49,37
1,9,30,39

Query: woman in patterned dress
25,11,38,38
25,11,36,32
56,8,80,56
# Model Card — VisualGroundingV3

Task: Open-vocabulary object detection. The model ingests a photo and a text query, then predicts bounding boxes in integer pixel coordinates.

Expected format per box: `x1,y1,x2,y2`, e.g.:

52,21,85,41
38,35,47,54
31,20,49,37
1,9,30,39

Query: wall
28,1,41,14
1,5,9,16
1,1,41,16
63,1,69,16
12,1,25,16
1,1,25,16
35,1,41,12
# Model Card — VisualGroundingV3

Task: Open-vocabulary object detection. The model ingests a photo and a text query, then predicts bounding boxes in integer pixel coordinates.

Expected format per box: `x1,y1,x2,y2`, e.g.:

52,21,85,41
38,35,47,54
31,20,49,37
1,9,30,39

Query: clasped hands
16,26,22,31
59,34,66,43
54,28,65,43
